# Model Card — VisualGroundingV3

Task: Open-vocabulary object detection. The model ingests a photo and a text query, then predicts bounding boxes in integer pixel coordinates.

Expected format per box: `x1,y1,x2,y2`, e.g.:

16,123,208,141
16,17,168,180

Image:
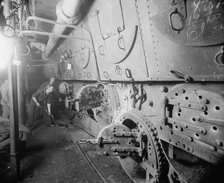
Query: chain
5,0,25,21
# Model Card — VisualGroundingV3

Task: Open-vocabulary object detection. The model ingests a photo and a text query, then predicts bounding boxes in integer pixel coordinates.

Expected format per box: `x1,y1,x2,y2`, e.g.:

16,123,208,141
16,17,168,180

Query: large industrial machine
0,0,224,182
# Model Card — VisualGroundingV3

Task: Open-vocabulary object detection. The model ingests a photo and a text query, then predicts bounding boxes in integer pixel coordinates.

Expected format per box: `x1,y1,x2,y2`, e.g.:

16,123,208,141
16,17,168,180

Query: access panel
88,0,148,81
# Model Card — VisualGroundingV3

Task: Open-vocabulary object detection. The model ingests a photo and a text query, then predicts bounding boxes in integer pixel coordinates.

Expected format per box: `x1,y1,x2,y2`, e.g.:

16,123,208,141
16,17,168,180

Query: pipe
3,0,10,18
3,1,20,179
16,38,26,127
18,0,23,32
19,30,90,42
26,16,87,31
42,0,83,59
9,45,20,182
17,60,25,126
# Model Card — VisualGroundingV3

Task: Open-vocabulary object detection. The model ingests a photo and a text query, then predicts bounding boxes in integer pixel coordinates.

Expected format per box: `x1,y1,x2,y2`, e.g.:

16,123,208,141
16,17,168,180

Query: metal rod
26,16,84,30
8,46,20,182
17,51,25,125
76,142,108,183
19,30,90,42
3,0,10,17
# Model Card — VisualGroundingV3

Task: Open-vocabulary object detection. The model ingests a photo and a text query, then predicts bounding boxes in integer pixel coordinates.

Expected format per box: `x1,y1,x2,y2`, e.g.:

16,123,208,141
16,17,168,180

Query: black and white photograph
0,0,224,182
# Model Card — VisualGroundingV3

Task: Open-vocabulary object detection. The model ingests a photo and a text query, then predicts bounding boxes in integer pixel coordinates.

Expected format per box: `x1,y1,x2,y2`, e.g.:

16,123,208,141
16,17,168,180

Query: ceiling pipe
42,0,82,60
3,0,10,18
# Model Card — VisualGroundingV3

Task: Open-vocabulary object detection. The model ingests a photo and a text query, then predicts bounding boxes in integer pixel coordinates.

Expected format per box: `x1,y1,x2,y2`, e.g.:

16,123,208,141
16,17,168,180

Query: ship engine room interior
0,0,224,183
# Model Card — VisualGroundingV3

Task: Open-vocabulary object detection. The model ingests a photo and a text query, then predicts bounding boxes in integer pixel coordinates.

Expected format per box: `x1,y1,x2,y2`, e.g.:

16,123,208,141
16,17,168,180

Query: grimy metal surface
134,0,224,81
30,0,224,182
51,0,224,82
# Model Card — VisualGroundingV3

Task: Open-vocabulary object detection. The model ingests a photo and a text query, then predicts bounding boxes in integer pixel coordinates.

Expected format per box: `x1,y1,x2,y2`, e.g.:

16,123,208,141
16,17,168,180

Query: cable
76,142,109,183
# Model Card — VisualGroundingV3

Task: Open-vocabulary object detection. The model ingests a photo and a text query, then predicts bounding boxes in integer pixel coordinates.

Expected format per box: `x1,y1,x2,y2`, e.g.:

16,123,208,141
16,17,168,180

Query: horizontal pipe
26,16,90,34
19,30,89,41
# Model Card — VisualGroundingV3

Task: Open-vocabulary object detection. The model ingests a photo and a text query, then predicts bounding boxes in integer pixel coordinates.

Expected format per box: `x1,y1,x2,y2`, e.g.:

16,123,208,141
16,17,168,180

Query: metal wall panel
52,27,99,81
51,0,224,82
138,0,224,81
88,0,148,81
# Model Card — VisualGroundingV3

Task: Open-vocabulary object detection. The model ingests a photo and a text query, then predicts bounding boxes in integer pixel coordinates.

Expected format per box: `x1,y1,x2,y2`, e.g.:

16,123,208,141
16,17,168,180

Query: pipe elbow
41,53,49,61
56,0,80,25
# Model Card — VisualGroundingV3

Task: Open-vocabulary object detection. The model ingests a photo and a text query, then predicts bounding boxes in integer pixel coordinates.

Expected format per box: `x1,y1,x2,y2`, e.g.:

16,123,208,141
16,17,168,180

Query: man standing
27,85,54,130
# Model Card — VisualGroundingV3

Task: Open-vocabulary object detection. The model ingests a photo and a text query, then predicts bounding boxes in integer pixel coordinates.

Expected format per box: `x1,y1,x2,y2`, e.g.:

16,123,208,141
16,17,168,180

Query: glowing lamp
0,32,13,69
13,59,21,66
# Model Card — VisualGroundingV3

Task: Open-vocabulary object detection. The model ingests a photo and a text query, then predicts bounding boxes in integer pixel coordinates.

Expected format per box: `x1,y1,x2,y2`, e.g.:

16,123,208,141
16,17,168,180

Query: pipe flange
56,1,80,25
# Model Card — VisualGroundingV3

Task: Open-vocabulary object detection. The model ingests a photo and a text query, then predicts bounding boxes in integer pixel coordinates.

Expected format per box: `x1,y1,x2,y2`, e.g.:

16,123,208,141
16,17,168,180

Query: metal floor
1,115,134,183
69,123,134,183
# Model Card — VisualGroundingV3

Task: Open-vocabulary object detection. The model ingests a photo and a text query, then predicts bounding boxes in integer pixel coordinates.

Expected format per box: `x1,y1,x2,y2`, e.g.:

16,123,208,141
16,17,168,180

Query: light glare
0,61,7,69
67,63,71,70
0,33,13,70
13,59,21,65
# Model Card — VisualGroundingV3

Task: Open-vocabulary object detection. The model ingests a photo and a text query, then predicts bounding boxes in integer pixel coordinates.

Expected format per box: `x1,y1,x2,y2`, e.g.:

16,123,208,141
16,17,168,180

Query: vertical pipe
17,39,25,125
4,1,20,180
18,0,23,32
3,0,10,17
17,58,25,125
8,46,20,182
24,62,30,120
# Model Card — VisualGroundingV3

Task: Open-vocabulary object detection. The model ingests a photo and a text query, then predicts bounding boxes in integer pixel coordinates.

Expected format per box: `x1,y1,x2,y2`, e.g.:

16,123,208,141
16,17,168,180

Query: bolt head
160,86,168,93
149,101,154,107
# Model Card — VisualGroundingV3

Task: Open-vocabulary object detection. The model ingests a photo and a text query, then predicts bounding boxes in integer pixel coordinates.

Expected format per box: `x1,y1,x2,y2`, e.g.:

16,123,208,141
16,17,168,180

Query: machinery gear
97,109,168,183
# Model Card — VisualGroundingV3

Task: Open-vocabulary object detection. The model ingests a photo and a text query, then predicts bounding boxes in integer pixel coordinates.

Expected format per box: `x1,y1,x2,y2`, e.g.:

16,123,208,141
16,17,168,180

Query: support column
8,46,20,182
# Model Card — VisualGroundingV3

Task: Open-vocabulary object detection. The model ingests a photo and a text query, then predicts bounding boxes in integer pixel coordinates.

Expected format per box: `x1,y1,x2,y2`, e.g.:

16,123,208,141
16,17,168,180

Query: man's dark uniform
27,87,53,130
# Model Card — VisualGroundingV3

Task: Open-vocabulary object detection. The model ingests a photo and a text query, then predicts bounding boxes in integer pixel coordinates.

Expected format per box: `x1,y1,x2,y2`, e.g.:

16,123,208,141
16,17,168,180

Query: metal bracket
125,68,138,108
